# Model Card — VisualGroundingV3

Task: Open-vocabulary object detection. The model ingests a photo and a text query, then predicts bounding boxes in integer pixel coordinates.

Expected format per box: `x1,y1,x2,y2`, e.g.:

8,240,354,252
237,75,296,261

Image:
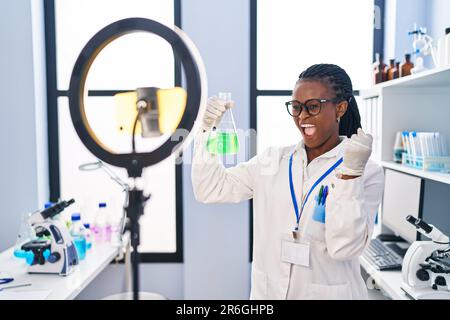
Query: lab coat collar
288,136,347,160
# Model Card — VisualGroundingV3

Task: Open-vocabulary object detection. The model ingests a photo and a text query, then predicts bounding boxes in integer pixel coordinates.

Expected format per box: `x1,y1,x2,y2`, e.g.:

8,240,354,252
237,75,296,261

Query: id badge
281,239,310,267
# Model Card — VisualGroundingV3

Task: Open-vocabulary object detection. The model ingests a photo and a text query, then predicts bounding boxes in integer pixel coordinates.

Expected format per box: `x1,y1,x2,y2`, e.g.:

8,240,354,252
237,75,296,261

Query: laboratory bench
0,242,119,300
359,254,410,300
0,237,413,300
359,224,411,300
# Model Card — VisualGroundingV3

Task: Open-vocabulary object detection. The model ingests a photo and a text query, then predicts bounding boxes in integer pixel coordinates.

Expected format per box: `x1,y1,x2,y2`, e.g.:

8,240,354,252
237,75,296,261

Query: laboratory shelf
381,161,450,185
373,66,450,89
359,59,450,301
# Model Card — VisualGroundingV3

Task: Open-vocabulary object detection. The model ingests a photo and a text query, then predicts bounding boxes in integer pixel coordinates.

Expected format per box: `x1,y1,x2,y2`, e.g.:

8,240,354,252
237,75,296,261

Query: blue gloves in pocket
312,185,329,224
312,195,326,224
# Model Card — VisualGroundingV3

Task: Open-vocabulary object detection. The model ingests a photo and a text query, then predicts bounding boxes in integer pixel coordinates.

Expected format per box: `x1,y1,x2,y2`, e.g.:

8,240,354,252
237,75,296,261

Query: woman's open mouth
301,124,317,137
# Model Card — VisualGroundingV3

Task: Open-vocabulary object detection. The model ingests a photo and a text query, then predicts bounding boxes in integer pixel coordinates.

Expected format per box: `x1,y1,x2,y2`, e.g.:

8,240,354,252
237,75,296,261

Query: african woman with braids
192,64,384,299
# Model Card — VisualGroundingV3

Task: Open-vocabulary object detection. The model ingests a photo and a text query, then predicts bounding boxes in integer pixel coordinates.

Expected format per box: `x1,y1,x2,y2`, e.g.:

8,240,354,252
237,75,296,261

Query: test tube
435,133,442,156
423,133,430,157
432,133,439,156
418,133,426,157
412,132,421,157
408,132,416,159
402,132,410,156
441,135,448,156
429,133,435,156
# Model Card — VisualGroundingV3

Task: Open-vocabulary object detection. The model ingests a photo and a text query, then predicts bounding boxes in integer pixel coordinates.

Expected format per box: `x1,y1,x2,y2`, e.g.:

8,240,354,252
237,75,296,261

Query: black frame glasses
285,98,342,117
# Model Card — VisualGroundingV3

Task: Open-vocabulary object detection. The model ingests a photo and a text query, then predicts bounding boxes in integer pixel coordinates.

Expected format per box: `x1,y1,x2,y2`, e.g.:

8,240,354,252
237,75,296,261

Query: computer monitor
382,169,424,243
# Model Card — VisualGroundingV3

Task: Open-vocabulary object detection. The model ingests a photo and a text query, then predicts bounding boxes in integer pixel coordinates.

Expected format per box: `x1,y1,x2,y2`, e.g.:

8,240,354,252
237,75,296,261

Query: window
253,0,377,149
249,0,383,259
44,0,182,262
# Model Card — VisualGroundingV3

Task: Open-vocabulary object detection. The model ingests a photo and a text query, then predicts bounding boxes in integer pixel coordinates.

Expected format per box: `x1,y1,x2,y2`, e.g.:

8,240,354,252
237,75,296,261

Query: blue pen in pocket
313,185,328,223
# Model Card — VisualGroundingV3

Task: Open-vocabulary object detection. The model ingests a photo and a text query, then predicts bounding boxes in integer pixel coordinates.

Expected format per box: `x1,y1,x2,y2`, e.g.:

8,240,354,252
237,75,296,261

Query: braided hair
297,64,361,138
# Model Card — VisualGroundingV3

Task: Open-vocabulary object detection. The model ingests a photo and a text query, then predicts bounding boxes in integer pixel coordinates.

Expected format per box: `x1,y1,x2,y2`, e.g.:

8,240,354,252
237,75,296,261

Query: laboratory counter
0,242,119,300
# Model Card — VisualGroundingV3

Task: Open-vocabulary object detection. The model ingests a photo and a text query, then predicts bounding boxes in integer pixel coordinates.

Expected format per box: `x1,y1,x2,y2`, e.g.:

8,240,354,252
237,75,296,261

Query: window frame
248,0,385,261
43,0,184,263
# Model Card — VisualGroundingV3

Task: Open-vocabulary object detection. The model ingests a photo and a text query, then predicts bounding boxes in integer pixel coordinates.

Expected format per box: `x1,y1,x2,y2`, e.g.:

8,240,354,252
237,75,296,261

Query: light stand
79,161,148,300
79,160,130,250
68,18,207,300
126,188,149,300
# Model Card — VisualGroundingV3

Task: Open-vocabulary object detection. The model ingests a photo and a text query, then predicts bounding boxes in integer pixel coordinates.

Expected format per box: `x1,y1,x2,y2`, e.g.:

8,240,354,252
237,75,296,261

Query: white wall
384,0,428,63
384,0,450,67
0,0,49,252
427,0,450,40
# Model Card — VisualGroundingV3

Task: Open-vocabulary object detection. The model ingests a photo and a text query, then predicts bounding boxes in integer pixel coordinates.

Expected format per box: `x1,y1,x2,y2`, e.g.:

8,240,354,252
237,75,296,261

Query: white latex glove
201,96,234,132
339,128,373,177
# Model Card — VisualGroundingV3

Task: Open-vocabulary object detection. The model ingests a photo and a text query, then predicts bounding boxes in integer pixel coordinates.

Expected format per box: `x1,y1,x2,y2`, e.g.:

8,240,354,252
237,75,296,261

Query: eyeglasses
285,98,342,117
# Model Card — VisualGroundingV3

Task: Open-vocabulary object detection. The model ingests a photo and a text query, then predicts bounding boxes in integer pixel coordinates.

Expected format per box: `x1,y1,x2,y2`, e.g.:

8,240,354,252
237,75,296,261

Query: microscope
401,215,450,299
18,199,79,276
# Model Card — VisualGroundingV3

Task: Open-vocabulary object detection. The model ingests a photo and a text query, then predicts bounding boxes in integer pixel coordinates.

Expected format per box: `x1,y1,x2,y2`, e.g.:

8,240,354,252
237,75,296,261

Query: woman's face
292,80,347,149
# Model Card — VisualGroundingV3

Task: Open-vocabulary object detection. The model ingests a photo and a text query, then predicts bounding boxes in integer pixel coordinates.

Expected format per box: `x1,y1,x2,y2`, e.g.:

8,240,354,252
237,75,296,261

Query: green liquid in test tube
207,92,240,155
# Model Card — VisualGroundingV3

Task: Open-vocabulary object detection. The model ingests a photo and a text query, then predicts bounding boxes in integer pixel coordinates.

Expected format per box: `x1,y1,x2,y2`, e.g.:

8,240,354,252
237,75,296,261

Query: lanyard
288,153,343,232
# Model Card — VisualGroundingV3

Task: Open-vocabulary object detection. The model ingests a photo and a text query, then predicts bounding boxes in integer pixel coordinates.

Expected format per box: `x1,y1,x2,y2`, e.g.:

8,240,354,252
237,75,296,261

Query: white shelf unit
360,66,450,184
358,67,450,300
381,161,450,185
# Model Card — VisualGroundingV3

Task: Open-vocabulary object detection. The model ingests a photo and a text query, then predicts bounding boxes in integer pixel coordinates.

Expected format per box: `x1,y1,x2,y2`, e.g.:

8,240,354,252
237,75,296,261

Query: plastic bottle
393,132,406,163
207,92,239,155
70,213,87,260
103,204,112,243
106,208,123,247
92,203,107,242
83,223,93,250
411,56,426,74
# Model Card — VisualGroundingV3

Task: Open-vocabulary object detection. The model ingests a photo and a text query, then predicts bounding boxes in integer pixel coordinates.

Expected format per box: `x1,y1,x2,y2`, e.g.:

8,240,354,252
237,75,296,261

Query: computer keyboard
362,238,404,271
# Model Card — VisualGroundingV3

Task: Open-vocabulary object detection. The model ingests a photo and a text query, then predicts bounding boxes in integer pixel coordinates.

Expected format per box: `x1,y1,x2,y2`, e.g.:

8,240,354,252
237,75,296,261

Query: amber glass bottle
374,53,387,84
400,53,414,77
387,59,395,80
387,59,400,80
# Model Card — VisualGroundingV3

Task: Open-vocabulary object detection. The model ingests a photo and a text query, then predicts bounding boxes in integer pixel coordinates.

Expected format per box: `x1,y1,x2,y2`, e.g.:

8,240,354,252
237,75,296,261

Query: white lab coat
191,131,384,300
